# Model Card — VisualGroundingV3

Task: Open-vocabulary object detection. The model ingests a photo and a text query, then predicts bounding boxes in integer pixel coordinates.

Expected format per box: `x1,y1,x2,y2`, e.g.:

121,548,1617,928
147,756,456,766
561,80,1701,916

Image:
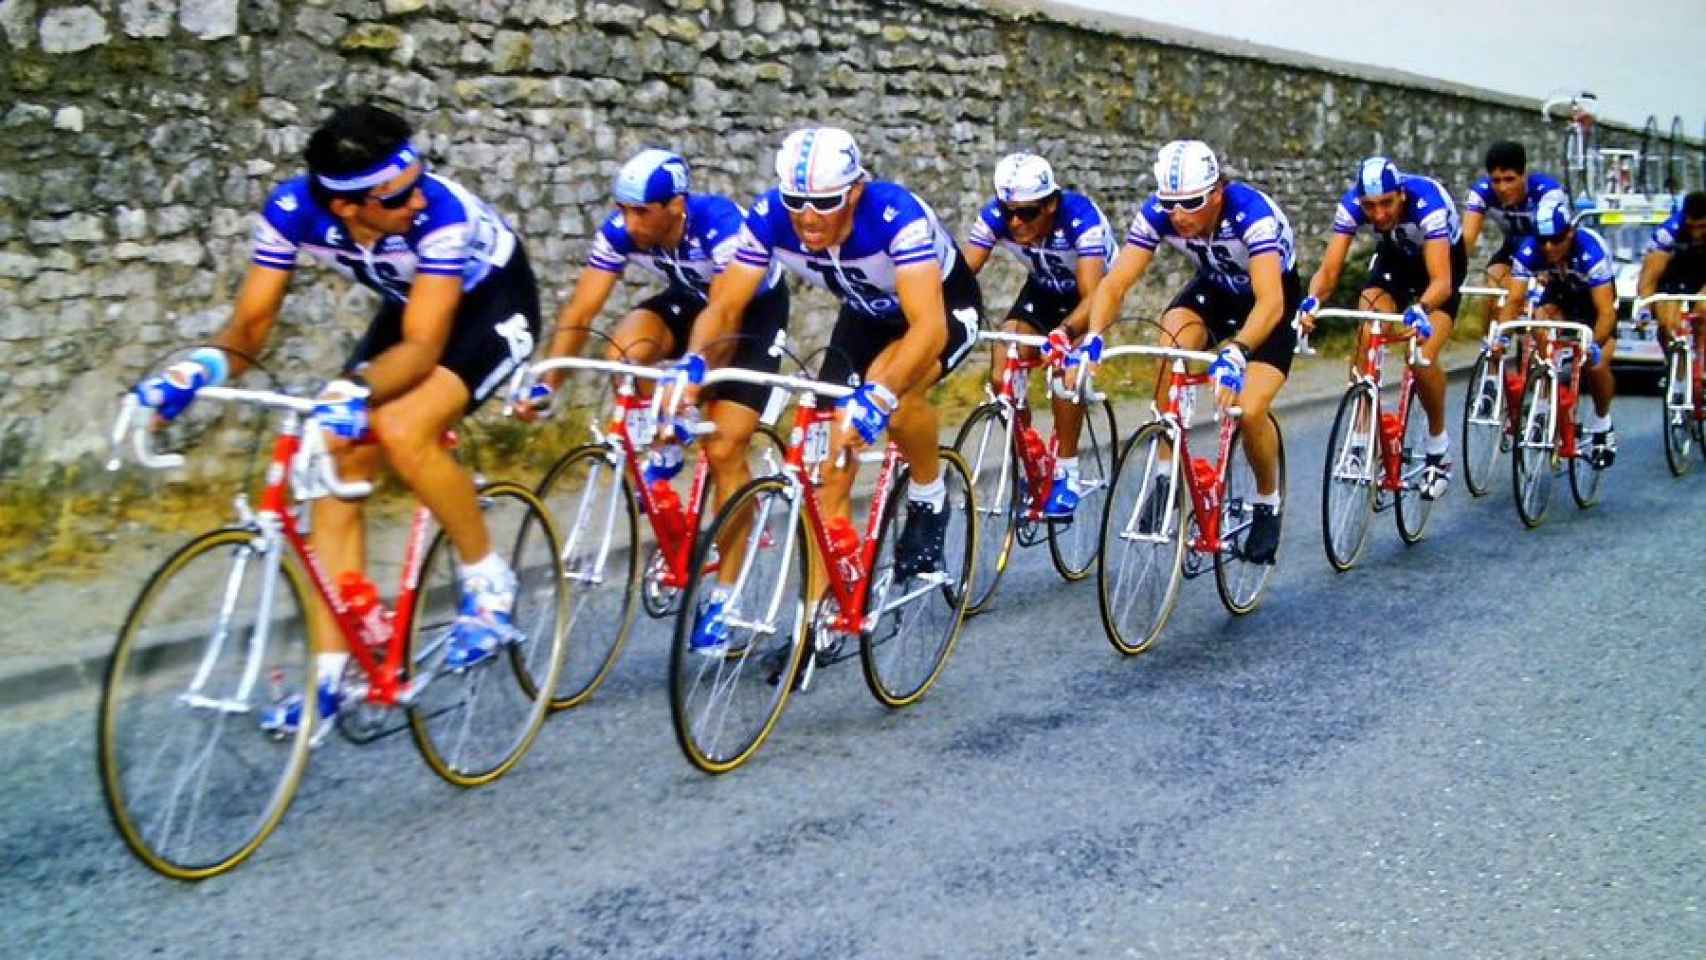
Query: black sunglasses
1000,202,1048,223
368,170,424,209
779,190,850,214
1157,191,1211,213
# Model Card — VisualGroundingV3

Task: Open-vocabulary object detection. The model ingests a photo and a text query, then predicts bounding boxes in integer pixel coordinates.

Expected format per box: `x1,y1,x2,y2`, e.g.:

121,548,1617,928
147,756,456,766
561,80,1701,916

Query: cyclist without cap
683,125,985,653
1636,191,1706,345
131,104,543,733
962,152,1115,519
1462,140,1570,288
522,147,791,518
1084,139,1300,564
1498,195,1620,467
1299,157,1466,502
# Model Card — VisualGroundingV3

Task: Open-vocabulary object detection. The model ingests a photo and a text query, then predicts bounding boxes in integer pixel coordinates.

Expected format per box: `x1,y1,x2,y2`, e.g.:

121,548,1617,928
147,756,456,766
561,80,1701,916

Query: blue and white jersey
1122,181,1297,293
1512,227,1616,293
585,193,782,301
1463,172,1568,237
250,174,516,304
734,180,957,320
967,190,1114,294
1645,208,1701,256
1332,174,1462,256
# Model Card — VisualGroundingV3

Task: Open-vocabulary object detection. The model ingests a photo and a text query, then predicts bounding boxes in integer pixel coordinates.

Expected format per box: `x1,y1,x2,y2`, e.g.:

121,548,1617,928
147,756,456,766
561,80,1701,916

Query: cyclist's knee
703,430,749,470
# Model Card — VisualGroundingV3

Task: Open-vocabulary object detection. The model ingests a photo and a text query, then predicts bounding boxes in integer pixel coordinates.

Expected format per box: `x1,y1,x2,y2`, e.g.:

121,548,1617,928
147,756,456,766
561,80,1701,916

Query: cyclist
521,148,790,510
1461,140,1570,287
962,152,1114,518
684,125,983,652
132,104,540,734
1299,157,1465,501
1084,139,1300,564
1636,190,1706,344
1498,194,1620,466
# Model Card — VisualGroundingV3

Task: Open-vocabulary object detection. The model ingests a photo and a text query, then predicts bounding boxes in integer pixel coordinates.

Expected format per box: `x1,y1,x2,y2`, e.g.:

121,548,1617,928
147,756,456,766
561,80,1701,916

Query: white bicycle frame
1635,293,1706,416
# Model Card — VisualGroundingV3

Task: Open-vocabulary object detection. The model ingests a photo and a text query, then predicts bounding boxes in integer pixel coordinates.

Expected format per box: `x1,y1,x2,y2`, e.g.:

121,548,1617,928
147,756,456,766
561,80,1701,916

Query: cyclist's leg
1237,364,1287,496
1412,243,1467,439
1153,280,1215,460
1485,235,1517,288
991,277,1050,395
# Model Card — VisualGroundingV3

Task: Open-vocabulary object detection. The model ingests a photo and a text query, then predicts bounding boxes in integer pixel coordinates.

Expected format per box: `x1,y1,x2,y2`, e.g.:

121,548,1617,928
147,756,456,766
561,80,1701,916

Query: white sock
908,475,946,511
316,653,349,692
1425,431,1450,456
459,552,515,611
1251,490,1281,510
1156,459,1173,478
1054,455,1079,479
1585,410,1612,433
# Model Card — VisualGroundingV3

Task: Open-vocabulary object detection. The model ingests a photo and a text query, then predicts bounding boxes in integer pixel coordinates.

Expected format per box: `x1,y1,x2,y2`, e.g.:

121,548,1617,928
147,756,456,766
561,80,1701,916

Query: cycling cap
612,148,690,205
1354,157,1403,198
1152,140,1220,199
1535,192,1573,238
776,127,865,195
993,153,1058,204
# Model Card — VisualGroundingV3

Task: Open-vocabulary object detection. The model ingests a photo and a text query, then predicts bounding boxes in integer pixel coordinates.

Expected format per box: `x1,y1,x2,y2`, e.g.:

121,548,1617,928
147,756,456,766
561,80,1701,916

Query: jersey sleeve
1066,195,1112,259
1464,178,1493,214
1582,243,1615,287
1236,193,1283,258
966,200,1004,250
411,188,477,277
1331,190,1364,235
1647,212,1682,254
1122,197,1168,251
250,183,306,272
733,193,778,270
701,199,746,274
1510,241,1541,280
585,211,631,274
884,192,939,267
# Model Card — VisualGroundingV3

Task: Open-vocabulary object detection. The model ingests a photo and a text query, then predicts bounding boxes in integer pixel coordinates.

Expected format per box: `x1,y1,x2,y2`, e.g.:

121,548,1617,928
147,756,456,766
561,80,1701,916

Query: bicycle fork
181,530,282,717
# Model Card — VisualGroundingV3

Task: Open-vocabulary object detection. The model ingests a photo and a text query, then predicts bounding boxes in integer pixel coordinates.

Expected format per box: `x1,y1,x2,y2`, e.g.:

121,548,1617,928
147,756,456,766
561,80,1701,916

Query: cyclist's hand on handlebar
1208,342,1247,411
511,380,554,423
1588,341,1604,366
314,377,372,442
1043,327,1074,360
837,381,897,447
1402,304,1434,340
1067,332,1103,368
134,347,227,424
1294,295,1320,335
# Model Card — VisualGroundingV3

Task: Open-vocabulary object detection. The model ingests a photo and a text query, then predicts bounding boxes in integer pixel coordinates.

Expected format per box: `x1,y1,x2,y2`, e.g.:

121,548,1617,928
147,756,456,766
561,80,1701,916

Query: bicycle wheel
1461,352,1504,496
1512,369,1555,528
1568,402,1605,509
669,474,809,774
1215,411,1285,615
1321,384,1378,572
1096,422,1187,656
99,527,316,880
1394,379,1434,544
1048,396,1118,582
951,402,1017,614
407,481,565,788
860,448,976,708
1662,343,1694,477
1560,125,1578,199
535,443,639,711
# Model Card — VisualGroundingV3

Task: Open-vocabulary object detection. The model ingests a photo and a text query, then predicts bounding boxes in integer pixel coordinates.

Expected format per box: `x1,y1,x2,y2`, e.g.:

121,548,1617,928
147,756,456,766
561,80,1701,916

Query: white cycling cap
993,153,1058,204
775,127,865,195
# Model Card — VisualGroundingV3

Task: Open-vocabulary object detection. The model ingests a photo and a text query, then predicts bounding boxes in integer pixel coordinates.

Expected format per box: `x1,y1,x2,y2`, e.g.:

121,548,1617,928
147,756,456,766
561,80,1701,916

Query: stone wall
0,0,1654,480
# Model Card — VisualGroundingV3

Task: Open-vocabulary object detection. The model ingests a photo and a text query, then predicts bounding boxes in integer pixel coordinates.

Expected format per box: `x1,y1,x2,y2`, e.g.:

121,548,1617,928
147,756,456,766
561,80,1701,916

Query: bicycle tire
1513,368,1555,528
535,442,640,711
1215,411,1285,615
1096,421,1187,656
406,481,565,788
1047,396,1118,582
860,448,977,708
1461,351,1504,497
1560,124,1579,200
99,526,316,881
668,474,809,774
1662,342,1694,477
951,402,1017,615
1394,379,1434,544
1321,384,1378,572
1568,400,1605,509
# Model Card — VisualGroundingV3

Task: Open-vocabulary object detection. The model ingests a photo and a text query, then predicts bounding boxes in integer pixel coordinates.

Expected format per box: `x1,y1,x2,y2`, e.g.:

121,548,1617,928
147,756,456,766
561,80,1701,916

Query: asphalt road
4,378,1702,959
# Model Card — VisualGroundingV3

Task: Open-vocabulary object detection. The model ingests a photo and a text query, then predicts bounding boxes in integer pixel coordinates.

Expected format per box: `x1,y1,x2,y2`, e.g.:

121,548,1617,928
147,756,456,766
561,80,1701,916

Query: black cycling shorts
1003,276,1081,333
1538,281,1603,325
1163,268,1302,376
349,244,541,413
1657,248,1706,295
816,252,984,390
1488,234,1522,269
635,282,791,416
1366,237,1469,320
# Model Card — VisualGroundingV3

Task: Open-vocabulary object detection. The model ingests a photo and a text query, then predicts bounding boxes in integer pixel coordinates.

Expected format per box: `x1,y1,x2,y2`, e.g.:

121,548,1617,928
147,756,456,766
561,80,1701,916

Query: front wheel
407,482,566,788
1512,370,1556,528
860,448,977,708
1096,422,1187,656
1393,379,1434,544
1321,384,1378,572
1461,351,1504,496
98,527,316,881
1216,411,1285,615
951,402,1017,615
1662,342,1694,477
1568,400,1606,509
1047,396,1118,582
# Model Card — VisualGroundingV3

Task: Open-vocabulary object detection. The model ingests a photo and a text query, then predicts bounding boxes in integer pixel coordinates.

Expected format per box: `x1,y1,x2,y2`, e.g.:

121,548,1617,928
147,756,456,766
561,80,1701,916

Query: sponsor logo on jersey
276,193,298,213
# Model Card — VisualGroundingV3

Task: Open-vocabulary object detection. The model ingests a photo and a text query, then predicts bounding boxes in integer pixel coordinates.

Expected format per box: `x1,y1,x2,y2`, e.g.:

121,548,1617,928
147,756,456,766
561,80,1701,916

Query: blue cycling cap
613,148,690,205
1535,192,1573,238
1354,157,1403,198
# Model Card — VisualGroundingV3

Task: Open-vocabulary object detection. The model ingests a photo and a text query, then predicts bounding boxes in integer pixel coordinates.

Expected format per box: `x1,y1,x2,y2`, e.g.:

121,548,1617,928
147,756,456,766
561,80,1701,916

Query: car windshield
1575,207,1671,265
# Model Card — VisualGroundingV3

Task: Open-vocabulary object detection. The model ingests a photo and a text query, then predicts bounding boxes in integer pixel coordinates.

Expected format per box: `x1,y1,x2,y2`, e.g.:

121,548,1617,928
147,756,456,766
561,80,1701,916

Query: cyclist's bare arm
1498,275,1528,323
961,241,992,275
1304,232,1354,308
1418,237,1453,313
208,264,292,379
865,262,950,397
1590,284,1617,343
1461,209,1486,255
539,267,620,390
1084,244,1152,338
686,261,768,369
1637,249,1672,300
364,273,462,403
1059,253,1109,338
1239,251,1285,350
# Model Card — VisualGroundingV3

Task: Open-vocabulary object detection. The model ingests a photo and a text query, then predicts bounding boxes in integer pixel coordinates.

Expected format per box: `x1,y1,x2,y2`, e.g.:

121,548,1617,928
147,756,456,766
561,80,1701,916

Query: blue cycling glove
1068,333,1104,368
1209,343,1247,394
1402,304,1433,340
670,352,707,386
134,347,227,422
314,378,372,441
839,381,899,445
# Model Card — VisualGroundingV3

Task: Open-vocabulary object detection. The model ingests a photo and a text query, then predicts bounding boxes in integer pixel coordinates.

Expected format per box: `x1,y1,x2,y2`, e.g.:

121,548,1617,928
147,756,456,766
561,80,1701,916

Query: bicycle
1543,92,1601,203
1637,293,1706,476
1316,309,1439,571
1458,284,1527,497
99,388,566,880
668,366,977,773
1497,317,1605,526
1095,343,1286,656
507,356,786,710
952,329,1118,613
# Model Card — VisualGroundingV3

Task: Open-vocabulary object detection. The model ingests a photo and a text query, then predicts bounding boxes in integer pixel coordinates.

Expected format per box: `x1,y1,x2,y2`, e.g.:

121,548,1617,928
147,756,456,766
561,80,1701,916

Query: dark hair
305,104,413,209
1683,191,1706,221
1484,140,1527,175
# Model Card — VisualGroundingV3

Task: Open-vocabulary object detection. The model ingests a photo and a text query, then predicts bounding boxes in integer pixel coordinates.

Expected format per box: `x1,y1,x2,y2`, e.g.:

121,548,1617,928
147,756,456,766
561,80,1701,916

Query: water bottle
336,571,391,648
826,516,863,584
649,479,687,546
1380,412,1403,464
1018,425,1051,502
644,442,685,485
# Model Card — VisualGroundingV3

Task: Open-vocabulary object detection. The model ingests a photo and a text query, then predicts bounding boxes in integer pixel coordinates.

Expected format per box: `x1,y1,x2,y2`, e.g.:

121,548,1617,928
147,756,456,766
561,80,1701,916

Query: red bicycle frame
604,386,712,590
1155,365,1240,556
1351,322,1426,493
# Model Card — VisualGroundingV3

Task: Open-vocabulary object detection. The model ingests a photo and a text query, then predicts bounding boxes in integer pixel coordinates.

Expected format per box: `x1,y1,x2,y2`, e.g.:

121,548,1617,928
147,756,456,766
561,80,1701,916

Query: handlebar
1458,285,1510,305
975,330,1050,349
1308,309,1433,367
1099,344,1219,367
1633,293,1706,313
1488,318,1595,342
699,366,856,401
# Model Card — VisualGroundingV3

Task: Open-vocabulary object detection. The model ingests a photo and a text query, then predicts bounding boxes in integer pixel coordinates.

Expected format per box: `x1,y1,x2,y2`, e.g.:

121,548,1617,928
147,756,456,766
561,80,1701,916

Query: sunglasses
368,170,424,209
1157,191,1211,213
1539,232,1572,246
1000,202,1048,223
779,189,851,214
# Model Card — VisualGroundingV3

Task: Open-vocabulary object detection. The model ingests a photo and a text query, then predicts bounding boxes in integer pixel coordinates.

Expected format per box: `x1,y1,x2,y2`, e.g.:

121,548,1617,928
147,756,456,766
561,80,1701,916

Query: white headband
315,142,419,192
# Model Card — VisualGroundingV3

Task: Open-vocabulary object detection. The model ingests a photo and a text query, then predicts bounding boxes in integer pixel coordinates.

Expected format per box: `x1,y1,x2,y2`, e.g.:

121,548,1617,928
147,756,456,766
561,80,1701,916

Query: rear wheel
1461,352,1504,496
1096,422,1187,656
1513,369,1556,528
1394,379,1434,544
951,402,1017,615
1662,342,1694,477
1047,396,1118,581
1215,412,1285,615
1321,384,1377,572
